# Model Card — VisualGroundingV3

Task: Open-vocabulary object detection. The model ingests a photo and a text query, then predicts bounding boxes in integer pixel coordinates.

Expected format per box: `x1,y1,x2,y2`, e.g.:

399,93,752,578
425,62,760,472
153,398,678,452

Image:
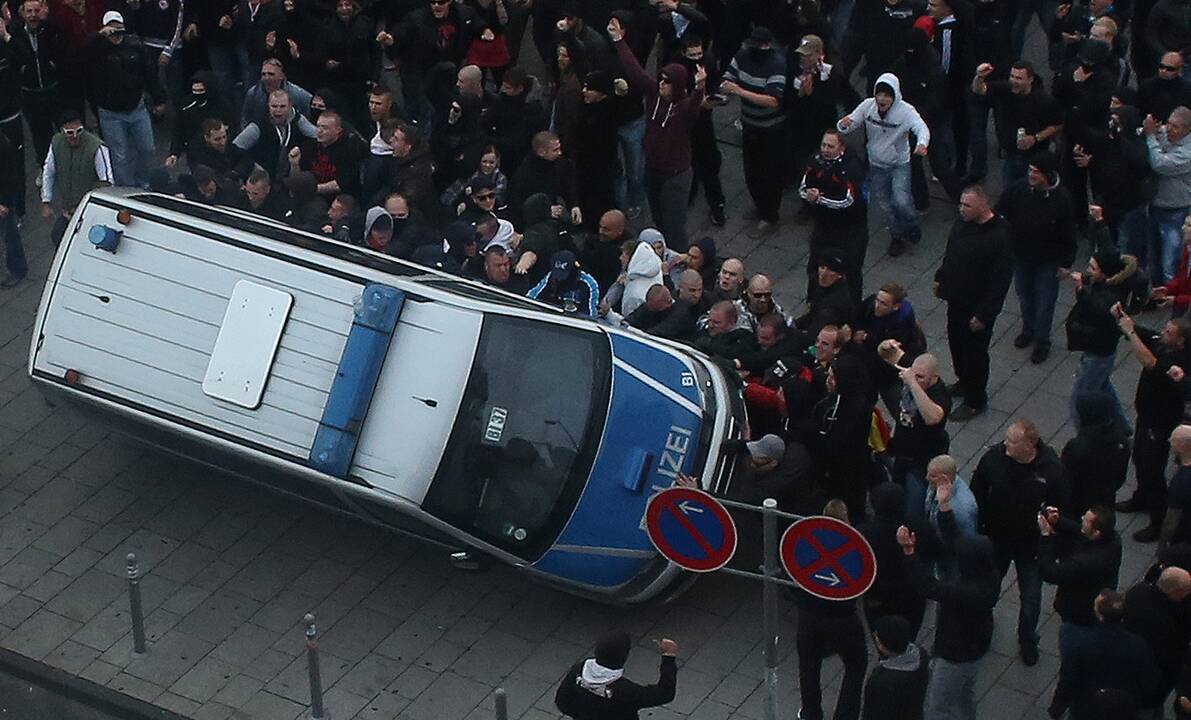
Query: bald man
1125,566,1191,714
716,258,746,301
884,351,952,518
676,269,713,316
457,65,484,100
1159,426,1191,553
581,209,629,292
624,284,695,340
736,273,792,331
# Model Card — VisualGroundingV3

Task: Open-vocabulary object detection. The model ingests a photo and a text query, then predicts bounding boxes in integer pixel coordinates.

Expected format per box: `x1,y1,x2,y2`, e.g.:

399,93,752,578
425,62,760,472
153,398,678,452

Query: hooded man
554,632,678,720
573,70,621,228
411,221,479,276
862,615,930,719
361,206,395,253
166,71,236,169
619,233,665,317
996,149,1079,364
838,72,930,257
1063,392,1132,514
609,15,705,251
514,192,562,284
1080,104,1153,258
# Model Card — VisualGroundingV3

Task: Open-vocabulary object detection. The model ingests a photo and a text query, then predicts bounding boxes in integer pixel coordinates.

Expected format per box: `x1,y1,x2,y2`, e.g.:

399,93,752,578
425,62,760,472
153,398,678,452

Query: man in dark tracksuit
799,130,868,302
1038,505,1123,717
555,632,678,719
678,35,727,227
933,186,1013,418
11,0,65,174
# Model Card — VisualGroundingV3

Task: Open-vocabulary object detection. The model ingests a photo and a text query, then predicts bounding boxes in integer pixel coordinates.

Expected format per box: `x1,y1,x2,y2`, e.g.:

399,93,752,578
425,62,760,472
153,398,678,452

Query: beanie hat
583,70,614,96
1093,249,1126,277
594,632,632,670
1028,149,1058,179
874,615,912,654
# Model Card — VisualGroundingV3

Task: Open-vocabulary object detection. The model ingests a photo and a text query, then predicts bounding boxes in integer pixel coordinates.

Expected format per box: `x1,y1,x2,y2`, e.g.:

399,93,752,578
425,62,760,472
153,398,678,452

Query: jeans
829,0,855,51
1014,261,1060,345
207,45,250,108
1133,422,1172,528
996,550,1042,650
98,103,156,188
0,115,26,217
616,117,647,209
1114,204,1150,261
1070,352,1130,433
870,162,919,241
645,168,692,250
0,208,26,279
1052,622,1093,715
1011,0,1059,67
1149,205,1189,284
925,657,982,720
796,610,867,720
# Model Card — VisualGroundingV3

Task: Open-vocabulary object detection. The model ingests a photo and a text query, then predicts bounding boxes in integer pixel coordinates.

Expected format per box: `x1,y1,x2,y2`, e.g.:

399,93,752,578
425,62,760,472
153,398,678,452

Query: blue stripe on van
309,284,405,477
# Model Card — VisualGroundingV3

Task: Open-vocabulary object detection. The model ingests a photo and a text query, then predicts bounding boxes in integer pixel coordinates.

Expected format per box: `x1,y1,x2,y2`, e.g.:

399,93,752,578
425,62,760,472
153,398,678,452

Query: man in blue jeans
996,150,1078,364
1144,106,1191,284
85,12,166,188
970,419,1071,666
837,73,930,257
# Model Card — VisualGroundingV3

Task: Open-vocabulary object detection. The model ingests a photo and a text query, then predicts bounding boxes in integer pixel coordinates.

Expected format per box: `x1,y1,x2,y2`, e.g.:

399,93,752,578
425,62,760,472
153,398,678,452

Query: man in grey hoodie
838,73,930,258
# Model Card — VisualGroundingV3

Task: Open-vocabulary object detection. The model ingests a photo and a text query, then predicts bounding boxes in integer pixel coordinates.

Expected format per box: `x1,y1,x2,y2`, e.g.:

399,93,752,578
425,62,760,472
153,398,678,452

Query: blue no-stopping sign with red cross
645,487,738,573
780,516,877,601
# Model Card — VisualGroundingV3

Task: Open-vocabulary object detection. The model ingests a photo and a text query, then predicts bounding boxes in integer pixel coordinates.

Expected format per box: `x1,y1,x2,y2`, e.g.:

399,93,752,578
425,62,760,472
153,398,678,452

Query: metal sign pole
761,498,779,720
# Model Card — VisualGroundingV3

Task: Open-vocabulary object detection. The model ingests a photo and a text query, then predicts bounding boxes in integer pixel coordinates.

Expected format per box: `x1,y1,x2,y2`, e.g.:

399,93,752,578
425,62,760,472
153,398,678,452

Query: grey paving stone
3,608,82,660
23,569,73,602
72,600,135,652
212,674,265,709
351,688,411,719
152,542,219,585
169,654,239,703
43,639,101,674
13,475,95,526
402,671,492,720
318,606,402,663
388,663,438,700
242,647,300,684
515,638,587,681
332,654,407,700
266,652,351,703
375,615,445,664
174,589,262,644
191,702,236,720
53,546,105,577
123,629,215,687
0,545,59,589
322,687,371,720
209,621,284,670
107,672,164,704
73,486,139,526
414,637,466,673
79,658,122,686
238,689,305,720
82,524,134,554
451,628,538,684
45,567,127,622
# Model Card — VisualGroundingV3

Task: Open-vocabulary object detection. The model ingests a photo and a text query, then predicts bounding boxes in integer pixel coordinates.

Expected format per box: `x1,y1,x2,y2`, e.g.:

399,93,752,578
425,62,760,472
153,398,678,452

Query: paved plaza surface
0,27,1176,720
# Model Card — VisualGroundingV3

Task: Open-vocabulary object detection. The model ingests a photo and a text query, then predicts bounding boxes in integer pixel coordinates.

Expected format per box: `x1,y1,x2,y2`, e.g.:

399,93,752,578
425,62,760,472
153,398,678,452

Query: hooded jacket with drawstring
907,529,1001,663
554,655,676,720
622,241,664,317
613,39,703,175
837,72,931,169
361,207,394,251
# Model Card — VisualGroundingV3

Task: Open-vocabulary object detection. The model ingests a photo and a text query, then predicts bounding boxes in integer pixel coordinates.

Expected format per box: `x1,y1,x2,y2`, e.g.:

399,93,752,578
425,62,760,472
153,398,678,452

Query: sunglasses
658,75,671,84
62,127,83,137
431,0,450,5
1160,63,1183,71
750,291,773,299
473,192,495,200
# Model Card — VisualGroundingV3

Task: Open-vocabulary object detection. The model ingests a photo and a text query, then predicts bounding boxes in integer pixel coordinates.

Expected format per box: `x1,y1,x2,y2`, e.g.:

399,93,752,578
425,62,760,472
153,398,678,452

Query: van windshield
422,316,612,561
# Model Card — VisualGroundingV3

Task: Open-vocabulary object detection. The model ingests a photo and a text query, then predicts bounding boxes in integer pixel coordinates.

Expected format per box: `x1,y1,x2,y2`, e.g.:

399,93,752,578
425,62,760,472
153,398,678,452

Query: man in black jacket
86,11,167,188
1038,504,1123,717
788,36,861,206
796,254,856,339
1063,590,1159,719
1065,250,1132,433
933,185,1013,419
1115,312,1191,540
997,150,1078,364
0,128,24,288
554,632,677,720
1079,106,1152,256
862,615,929,720
898,521,1000,720
1125,566,1191,714
970,418,1071,665
1052,39,1117,230
11,0,63,170
380,0,480,130
482,68,547,177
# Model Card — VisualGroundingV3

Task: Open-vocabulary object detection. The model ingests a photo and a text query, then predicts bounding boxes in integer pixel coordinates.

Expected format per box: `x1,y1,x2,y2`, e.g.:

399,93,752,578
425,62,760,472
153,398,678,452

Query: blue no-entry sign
780,516,877,601
645,487,738,573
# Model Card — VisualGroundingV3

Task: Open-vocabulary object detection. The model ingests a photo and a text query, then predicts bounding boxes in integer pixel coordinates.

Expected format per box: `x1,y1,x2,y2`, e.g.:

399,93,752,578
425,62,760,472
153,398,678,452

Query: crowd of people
5,0,1191,718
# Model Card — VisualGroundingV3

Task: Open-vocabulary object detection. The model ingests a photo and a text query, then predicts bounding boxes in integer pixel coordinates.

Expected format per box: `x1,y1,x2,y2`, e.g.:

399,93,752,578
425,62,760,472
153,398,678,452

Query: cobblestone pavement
0,28,1174,720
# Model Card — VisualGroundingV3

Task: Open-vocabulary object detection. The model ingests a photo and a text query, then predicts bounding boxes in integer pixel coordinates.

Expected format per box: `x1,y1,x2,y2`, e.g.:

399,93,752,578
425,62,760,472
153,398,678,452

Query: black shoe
1115,497,1144,513
1030,344,1051,364
710,204,726,227
1020,644,1039,666
887,236,906,257
1133,525,1161,543
951,404,985,421
1013,333,1033,349
946,382,965,398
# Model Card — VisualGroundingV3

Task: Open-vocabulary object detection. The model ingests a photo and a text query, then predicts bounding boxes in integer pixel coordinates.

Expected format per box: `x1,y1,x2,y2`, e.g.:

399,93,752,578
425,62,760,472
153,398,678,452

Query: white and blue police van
28,190,747,603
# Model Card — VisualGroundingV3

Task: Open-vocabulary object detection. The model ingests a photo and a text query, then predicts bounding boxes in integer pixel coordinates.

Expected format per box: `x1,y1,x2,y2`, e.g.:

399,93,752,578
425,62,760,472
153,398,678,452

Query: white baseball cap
102,11,125,26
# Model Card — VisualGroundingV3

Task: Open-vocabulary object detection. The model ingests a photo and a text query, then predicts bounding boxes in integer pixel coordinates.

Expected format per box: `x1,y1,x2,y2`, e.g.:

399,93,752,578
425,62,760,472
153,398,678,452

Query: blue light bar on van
88,225,122,252
309,284,406,477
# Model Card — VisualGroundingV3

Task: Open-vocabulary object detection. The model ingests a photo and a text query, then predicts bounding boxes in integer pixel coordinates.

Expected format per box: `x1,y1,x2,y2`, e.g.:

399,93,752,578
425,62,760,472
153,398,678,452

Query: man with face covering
554,631,678,719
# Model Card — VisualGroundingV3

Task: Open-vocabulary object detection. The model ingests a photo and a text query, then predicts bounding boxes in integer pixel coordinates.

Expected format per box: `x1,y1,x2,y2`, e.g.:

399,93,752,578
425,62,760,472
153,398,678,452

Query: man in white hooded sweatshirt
554,631,678,720
838,72,931,258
